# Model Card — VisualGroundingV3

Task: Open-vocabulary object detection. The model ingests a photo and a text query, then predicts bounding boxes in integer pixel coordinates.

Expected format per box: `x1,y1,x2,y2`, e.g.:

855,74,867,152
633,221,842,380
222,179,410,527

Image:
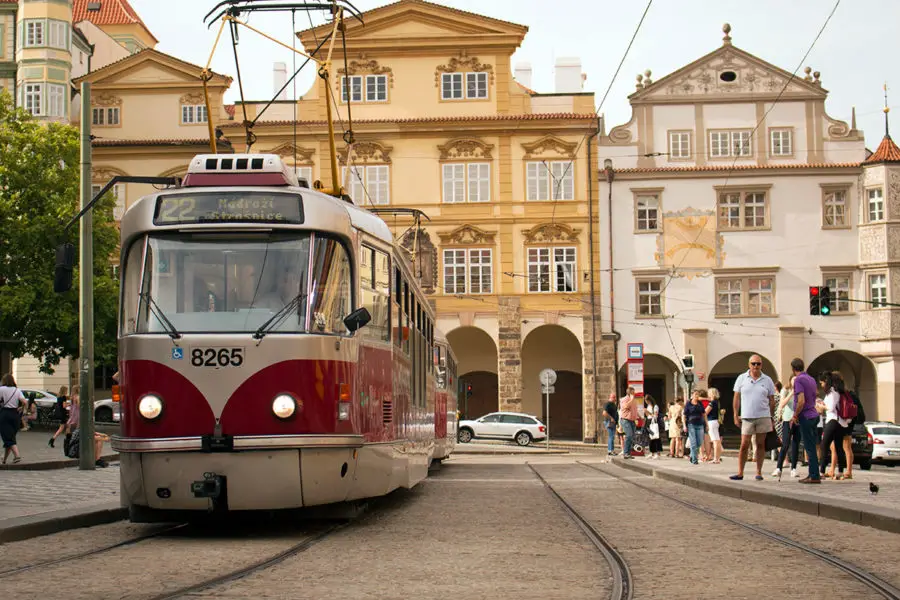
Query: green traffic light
821,305,830,315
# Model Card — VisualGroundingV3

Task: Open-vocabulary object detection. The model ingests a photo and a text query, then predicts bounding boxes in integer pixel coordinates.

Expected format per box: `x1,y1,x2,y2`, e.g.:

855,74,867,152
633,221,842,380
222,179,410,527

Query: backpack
66,430,81,459
837,392,858,421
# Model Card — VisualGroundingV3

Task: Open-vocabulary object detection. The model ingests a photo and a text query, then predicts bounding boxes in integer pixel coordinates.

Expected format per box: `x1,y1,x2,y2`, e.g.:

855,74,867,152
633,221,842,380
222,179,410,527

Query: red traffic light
810,286,820,296
466,384,472,392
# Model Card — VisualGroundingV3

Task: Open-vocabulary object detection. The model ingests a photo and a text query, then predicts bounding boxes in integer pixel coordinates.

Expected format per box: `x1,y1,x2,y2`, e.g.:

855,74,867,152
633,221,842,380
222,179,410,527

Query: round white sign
539,368,557,386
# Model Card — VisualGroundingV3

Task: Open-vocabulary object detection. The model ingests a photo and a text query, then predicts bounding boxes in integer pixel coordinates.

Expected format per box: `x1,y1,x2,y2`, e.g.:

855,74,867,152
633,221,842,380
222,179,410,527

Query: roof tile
863,135,900,164
73,0,158,43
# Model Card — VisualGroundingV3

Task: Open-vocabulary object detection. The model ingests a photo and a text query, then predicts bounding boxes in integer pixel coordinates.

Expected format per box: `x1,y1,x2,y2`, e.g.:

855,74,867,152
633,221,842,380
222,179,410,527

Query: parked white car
865,421,900,465
93,398,121,423
457,412,546,447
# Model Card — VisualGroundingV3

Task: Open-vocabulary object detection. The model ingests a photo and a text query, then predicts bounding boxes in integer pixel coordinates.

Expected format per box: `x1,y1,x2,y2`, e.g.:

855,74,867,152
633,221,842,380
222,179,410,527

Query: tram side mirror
343,307,371,333
53,243,76,293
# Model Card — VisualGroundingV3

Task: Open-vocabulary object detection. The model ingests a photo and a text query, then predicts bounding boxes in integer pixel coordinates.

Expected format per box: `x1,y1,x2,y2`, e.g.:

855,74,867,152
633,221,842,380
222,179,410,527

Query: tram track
578,460,900,600
526,462,633,600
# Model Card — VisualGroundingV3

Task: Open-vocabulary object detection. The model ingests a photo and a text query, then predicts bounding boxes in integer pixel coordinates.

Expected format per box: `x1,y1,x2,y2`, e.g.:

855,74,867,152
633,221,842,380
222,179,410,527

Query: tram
113,154,455,521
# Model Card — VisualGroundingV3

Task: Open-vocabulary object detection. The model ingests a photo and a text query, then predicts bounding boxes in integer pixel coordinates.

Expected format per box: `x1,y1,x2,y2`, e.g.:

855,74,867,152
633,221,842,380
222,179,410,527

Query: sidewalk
0,429,118,470
609,454,900,534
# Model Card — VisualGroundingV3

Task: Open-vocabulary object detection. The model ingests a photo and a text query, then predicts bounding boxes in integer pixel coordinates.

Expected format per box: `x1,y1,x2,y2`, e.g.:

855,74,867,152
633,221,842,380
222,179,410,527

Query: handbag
764,429,781,452
649,422,660,440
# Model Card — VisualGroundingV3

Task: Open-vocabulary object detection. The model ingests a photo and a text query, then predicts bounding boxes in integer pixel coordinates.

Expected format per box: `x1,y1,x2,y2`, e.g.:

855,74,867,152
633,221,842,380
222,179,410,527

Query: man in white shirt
730,354,776,481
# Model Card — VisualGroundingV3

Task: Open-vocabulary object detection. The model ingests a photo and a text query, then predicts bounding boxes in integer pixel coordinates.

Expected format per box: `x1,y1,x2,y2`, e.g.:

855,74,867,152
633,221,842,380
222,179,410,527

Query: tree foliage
0,91,119,373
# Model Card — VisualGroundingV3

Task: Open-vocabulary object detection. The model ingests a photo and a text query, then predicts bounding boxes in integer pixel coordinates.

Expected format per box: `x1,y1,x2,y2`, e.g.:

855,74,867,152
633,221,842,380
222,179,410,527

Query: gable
101,62,200,86
630,44,826,104
74,50,230,88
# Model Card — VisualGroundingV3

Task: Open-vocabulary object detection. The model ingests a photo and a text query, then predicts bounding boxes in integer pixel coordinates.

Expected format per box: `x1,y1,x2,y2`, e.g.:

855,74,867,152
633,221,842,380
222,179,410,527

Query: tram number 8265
191,347,244,368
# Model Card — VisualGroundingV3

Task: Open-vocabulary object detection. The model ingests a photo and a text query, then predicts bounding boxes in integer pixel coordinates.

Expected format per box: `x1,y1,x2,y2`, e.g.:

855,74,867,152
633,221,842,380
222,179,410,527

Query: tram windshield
122,233,351,335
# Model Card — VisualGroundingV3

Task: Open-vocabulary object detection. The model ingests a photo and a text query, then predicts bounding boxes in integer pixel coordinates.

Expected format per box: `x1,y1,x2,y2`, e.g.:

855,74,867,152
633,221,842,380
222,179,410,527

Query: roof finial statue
851,106,857,131
722,23,732,45
885,82,891,138
803,66,813,82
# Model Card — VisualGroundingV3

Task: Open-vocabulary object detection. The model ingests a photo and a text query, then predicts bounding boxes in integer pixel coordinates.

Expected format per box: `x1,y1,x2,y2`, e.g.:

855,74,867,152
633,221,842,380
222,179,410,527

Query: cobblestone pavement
624,453,900,510
0,464,120,520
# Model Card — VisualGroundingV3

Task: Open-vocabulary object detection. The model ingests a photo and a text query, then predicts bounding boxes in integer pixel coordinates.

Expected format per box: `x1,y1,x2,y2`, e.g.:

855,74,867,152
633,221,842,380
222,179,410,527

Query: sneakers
790,469,799,478
48,438,55,448
772,468,781,477
95,459,108,468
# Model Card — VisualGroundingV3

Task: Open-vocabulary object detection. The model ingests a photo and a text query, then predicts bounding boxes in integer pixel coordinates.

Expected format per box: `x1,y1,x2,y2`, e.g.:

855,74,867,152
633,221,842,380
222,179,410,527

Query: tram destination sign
154,192,304,225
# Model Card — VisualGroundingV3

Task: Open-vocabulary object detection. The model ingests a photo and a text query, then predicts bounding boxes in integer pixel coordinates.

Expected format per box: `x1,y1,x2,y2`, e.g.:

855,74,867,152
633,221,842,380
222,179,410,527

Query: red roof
615,162,861,174
73,0,158,43
220,112,597,128
863,135,900,164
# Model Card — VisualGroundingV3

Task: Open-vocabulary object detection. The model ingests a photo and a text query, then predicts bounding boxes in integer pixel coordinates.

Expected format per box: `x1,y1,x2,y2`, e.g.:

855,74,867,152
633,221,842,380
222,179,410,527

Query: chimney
273,62,288,100
514,61,532,90
554,57,583,93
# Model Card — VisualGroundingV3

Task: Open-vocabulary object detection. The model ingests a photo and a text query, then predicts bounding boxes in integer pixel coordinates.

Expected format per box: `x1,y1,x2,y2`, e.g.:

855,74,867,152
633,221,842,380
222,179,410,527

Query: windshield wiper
252,292,307,342
140,292,182,340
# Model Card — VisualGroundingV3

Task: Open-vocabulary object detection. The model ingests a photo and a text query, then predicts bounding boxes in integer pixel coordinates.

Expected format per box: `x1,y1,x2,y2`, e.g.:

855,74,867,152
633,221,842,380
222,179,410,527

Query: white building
598,24,900,424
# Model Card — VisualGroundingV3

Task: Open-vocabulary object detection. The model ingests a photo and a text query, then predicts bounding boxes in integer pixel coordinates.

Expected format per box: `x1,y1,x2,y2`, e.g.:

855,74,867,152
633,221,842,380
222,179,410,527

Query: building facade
598,24,900,426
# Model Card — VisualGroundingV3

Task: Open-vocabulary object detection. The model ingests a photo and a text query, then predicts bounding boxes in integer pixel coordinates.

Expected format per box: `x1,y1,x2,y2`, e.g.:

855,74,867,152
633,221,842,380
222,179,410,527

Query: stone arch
522,325,582,440
617,353,681,404
808,350,878,420
446,326,497,420
709,351,777,434
91,166,129,182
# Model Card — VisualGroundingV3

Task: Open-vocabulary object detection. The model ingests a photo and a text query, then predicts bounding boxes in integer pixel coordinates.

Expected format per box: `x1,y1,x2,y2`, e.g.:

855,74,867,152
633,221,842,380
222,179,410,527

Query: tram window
402,282,410,355
309,236,352,334
359,246,389,342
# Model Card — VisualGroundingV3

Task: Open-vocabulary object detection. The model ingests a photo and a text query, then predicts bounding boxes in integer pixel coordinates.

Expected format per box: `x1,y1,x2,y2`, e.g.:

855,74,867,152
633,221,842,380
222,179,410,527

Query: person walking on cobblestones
64,386,80,456
602,393,619,456
619,387,637,459
684,390,707,465
773,377,800,478
729,354,776,481
790,358,821,484
48,385,70,448
818,371,849,480
705,387,723,464
0,374,26,464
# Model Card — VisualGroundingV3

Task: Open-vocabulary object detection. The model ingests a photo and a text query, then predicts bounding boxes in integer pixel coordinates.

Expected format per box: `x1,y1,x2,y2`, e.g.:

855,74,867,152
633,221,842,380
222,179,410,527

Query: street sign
627,343,644,360
627,362,644,382
626,342,644,397
541,385,555,394
539,368,557,386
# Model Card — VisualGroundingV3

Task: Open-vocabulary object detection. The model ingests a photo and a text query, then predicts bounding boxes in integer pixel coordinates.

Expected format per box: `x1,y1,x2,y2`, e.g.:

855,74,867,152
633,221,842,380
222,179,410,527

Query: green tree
0,91,119,373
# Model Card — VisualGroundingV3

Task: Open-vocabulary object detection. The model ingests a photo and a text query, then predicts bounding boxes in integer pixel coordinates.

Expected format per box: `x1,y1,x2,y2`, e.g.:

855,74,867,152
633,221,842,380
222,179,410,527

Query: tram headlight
138,394,164,421
272,394,296,420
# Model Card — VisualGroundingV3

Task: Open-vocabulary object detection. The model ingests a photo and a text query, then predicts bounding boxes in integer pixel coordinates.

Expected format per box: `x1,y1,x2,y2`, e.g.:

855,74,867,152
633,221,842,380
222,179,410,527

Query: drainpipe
586,118,601,443
604,158,622,396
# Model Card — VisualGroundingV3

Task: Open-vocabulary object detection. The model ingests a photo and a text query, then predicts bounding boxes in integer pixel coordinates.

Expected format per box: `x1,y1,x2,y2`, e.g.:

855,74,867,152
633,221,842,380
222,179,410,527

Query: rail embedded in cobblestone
579,461,900,600
526,462,633,600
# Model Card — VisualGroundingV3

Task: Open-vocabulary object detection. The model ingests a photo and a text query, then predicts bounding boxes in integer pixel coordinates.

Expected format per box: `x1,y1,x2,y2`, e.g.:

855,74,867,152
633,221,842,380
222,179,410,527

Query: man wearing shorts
730,354,776,481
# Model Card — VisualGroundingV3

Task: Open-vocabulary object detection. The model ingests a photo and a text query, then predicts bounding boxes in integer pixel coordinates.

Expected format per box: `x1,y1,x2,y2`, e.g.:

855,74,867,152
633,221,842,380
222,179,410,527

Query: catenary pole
79,81,95,470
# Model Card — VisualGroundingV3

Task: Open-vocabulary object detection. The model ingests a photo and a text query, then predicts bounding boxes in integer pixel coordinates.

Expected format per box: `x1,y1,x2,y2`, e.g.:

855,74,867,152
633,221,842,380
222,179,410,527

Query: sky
130,0,900,149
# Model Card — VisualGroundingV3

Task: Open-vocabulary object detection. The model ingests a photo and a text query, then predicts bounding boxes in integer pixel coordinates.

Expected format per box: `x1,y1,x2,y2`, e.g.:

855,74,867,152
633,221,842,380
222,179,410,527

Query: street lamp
604,157,620,397
604,158,615,183
683,370,695,398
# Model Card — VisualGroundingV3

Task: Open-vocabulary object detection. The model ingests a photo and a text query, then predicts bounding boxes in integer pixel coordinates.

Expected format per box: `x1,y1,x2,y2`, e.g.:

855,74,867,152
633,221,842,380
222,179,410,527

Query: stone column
778,325,805,383
497,296,522,412
595,333,618,447
581,296,603,443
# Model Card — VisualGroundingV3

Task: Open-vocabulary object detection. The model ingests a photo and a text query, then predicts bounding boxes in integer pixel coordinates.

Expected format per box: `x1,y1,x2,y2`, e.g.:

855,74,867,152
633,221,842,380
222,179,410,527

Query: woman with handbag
645,396,662,459
668,398,684,458
0,373,26,464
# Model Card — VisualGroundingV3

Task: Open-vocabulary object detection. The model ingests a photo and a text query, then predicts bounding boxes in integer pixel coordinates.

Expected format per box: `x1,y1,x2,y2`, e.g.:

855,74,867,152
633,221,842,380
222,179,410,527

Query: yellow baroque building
221,0,603,441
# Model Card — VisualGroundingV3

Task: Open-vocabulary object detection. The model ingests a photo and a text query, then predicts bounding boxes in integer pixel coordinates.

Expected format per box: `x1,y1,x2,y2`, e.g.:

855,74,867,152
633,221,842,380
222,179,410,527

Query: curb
0,453,119,471
614,458,900,534
0,502,126,543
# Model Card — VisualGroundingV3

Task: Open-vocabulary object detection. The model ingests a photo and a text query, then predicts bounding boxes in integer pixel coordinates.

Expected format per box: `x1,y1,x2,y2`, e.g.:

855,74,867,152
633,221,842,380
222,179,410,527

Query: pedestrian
65,385,80,456
841,389,866,481
602,392,619,457
818,371,849,480
645,395,662,459
789,358,821,484
48,385,69,448
0,373,26,464
684,390,708,465
773,377,801,478
729,354,776,481
619,386,638,459
772,381,784,460
21,396,37,431
705,387,723,464
668,398,683,458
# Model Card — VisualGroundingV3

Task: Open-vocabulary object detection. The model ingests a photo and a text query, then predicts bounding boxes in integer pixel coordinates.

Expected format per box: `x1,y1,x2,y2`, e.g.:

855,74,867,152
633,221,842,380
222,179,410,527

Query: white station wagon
457,412,547,447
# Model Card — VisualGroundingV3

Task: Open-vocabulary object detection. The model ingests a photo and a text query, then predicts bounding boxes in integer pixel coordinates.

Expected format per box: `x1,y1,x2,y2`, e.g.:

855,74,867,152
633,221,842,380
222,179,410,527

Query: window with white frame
442,248,492,295
47,84,65,118
770,129,792,156
48,21,67,50
716,276,775,316
823,274,851,313
339,76,361,102
526,161,574,201
668,131,691,159
637,279,662,316
92,183,125,220
365,75,387,102
24,84,42,116
25,21,43,47
635,194,660,232
442,163,490,203
709,130,752,158
823,189,848,228
869,273,887,308
466,72,488,99
717,190,768,230
92,106,120,126
868,188,885,222
181,104,208,124
342,165,390,205
442,72,488,100
527,246,576,293
294,166,313,186
441,73,463,100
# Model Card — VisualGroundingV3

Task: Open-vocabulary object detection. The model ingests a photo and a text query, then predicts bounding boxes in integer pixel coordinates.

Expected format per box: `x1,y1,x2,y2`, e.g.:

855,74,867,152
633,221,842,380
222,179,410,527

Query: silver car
457,412,547,447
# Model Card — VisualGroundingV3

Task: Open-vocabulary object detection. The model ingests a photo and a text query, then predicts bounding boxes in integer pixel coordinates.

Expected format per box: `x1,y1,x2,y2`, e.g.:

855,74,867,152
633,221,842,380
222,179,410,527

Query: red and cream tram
113,154,456,521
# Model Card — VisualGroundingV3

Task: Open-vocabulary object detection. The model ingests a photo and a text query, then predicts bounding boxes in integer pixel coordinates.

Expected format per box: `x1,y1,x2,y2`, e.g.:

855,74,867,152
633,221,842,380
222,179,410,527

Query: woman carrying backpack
816,371,849,480
0,373,26,464
840,389,865,480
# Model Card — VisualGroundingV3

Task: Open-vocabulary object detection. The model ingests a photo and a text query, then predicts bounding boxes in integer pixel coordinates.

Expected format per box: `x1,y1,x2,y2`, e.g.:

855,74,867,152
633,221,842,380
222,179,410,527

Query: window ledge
714,313,779,319
718,226,772,232
635,314,665,320
821,225,852,231
634,229,661,235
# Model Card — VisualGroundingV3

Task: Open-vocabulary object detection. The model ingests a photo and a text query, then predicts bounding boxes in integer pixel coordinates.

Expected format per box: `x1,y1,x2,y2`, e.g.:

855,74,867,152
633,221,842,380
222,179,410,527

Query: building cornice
609,163,862,180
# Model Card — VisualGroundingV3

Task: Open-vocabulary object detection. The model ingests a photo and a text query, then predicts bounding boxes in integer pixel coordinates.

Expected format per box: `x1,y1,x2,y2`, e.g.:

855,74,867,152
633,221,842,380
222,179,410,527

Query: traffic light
809,286,820,315
819,286,832,316
681,354,694,371
465,384,473,399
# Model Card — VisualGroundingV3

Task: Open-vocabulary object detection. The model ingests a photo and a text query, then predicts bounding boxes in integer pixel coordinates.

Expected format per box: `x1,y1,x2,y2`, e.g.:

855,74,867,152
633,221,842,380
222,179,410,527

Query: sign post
539,368,557,451
626,343,644,398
